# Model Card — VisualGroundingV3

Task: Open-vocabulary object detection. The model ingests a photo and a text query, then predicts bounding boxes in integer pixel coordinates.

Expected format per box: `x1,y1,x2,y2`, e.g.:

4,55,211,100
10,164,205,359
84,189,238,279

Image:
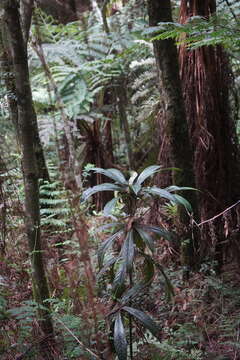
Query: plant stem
129,270,133,360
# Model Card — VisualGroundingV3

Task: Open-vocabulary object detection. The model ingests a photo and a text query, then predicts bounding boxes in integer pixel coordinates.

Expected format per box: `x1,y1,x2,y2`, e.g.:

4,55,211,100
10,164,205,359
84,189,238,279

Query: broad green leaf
122,230,134,272
103,197,118,217
98,230,123,268
114,313,127,360
172,194,192,212
90,168,128,185
135,165,161,186
123,306,160,338
138,224,172,242
81,183,122,201
134,226,155,253
143,187,176,202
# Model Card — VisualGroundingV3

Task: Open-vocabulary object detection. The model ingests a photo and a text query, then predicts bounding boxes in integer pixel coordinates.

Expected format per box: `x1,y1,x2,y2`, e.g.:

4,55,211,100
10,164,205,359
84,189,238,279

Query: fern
39,164,72,231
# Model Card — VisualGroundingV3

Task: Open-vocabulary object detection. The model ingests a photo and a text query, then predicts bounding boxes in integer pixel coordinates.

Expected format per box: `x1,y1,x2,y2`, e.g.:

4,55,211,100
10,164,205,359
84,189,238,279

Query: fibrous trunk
147,0,198,273
179,0,240,265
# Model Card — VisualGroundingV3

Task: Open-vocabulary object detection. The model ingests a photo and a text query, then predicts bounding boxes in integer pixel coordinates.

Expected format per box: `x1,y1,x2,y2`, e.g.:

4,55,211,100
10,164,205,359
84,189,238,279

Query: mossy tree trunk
147,0,198,273
2,0,54,355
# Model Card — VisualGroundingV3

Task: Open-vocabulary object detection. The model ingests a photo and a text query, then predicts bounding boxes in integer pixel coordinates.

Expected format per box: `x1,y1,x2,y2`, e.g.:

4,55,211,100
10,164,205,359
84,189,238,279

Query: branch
197,200,240,226
224,0,239,23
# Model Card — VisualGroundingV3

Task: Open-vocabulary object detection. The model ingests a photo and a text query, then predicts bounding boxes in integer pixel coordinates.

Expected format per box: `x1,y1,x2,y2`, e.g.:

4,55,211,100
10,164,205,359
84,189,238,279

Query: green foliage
82,165,194,360
29,4,161,168
39,164,72,231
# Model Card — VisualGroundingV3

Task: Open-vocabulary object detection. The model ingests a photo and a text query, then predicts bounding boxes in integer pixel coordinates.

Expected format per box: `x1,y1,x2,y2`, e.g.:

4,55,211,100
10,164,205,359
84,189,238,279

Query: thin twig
224,0,239,23
197,200,240,226
54,316,101,359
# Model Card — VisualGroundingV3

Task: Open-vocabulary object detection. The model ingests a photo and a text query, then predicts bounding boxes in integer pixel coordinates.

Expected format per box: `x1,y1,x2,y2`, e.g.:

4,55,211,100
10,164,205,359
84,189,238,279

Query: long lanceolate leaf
172,194,192,212
97,257,117,280
134,165,162,186
123,306,160,338
121,257,154,304
114,313,127,360
134,226,155,253
81,183,122,202
144,186,193,211
98,229,123,268
138,224,172,242
143,187,176,202
121,230,135,272
112,262,127,298
165,185,197,192
103,197,118,217
90,168,128,185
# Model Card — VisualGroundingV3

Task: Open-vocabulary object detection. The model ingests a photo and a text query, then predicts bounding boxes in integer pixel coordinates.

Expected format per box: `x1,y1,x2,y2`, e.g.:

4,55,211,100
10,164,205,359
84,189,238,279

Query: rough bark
2,0,54,355
0,9,50,182
20,0,34,44
147,0,198,272
35,0,92,23
179,0,240,267
0,25,19,141
147,0,196,193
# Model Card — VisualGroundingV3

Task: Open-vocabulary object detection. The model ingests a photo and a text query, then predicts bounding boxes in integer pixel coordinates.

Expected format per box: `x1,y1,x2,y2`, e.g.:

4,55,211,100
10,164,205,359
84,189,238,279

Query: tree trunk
0,13,50,182
20,0,34,44
2,0,54,356
0,154,7,255
147,0,198,273
179,0,240,268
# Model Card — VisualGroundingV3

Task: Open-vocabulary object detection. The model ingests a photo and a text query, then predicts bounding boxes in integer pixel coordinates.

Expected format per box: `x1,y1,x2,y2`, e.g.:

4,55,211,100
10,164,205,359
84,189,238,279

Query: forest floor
1,215,240,360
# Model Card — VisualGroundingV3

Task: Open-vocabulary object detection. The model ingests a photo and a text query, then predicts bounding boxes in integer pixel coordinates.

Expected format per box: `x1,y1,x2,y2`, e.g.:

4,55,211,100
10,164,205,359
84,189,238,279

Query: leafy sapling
81,165,195,360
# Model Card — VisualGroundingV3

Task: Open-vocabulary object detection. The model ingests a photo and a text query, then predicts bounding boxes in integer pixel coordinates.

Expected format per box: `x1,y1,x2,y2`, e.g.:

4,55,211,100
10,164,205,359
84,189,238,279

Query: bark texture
0,7,49,182
35,0,92,23
2,0,54,354
147,0,198,273
179,0,240,264
147,0,196,194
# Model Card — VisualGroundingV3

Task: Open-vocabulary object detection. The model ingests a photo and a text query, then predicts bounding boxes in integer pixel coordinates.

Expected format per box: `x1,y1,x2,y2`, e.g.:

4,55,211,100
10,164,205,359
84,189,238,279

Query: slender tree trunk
0,25,20,141
179,0,240,268
2,1,54,356
0,12,50,182
0,154,7,255
116,77,134,170
20,0,34,44
147,0,198,272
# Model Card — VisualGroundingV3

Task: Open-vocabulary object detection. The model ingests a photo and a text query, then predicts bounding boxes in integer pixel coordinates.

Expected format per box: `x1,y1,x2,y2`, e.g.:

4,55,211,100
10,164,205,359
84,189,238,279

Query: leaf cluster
82,165,194,359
